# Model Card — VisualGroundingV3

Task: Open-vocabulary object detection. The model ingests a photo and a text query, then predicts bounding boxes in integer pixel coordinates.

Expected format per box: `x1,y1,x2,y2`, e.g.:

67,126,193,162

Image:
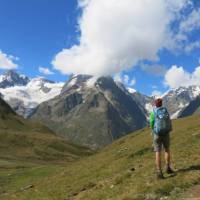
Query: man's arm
149,111,155,129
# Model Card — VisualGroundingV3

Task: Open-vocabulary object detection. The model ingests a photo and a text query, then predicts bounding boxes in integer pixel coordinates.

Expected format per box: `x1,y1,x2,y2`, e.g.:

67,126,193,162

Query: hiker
150,98,174,179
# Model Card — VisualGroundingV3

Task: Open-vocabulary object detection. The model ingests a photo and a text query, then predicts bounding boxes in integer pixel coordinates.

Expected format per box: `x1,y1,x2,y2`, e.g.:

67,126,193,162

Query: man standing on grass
150,98,175,179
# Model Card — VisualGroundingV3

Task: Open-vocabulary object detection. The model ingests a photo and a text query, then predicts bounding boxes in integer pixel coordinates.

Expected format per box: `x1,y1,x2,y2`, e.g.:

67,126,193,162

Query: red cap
155,98,162,107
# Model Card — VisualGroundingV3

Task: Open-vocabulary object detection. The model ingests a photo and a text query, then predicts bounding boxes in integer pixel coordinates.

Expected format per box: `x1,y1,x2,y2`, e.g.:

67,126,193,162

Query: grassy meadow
0,114,200,200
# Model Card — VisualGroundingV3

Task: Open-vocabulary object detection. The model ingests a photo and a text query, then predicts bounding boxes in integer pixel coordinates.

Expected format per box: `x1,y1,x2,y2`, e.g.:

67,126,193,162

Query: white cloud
140,63,167,76
172,8,200,52
151,90,163,98
78,0,90,8
8,55,19,61
164,65,200,88
114,73,123,83
185,41,200,52
39,67,54,75
179,8,200,34
52,0,189,76
123,75,129,85
129,78,136,86
114,73,136,86
0,50,18,69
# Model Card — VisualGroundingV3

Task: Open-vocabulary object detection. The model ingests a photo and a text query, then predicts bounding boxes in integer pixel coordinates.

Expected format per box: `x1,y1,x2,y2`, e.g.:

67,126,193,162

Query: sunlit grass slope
0,97,92,163
1,114,200,200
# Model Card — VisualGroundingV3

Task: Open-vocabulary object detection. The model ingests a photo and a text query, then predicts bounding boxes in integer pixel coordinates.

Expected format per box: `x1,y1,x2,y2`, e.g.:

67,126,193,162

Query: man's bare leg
156,151,162,170
165,149,171,166
156,151,164,179
165,149,174,174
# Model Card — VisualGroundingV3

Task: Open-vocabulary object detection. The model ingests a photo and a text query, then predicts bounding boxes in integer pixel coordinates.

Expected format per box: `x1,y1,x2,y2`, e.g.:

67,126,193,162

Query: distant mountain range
1,70,200,148
1,71,200,117
0,70,64,117
162,86,200,118
2,70,200,120
129,85,200,119
179,95,200,118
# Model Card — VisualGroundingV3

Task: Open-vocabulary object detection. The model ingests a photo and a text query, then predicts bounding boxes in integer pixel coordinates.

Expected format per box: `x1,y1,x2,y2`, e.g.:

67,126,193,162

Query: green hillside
0,97,92,162
0,97,93,199
0,116,92,163
1,114,200,200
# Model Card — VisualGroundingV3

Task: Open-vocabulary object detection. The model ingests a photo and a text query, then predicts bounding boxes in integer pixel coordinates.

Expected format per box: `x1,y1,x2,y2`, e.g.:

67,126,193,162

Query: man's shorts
153,133,170,152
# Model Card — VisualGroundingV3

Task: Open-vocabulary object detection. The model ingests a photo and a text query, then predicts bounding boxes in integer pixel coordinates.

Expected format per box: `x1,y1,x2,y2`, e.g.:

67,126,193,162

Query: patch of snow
86,76,98,88
161,89,174,98
0,79,64,116
127,87,136,94
190,85,200,98
0,75,4,82
178,102,188,109
68,77,78,86
19,74,27,79
177,87,186,95
76,88,81,92
171,110,181,119
6,75,12,82
145,103,153,113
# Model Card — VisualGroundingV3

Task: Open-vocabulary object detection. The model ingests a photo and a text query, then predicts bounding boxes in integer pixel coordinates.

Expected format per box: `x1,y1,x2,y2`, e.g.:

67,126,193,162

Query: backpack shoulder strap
154,107,161,115
162,107,169,115
153,108,157,117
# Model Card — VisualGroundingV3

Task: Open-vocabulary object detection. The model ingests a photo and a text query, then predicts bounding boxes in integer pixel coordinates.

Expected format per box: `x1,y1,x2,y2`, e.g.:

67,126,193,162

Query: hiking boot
156,170,164,179
166,166,175,174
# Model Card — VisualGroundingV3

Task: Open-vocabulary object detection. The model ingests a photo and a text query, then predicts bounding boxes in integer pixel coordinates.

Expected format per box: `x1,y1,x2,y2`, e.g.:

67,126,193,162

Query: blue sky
0,0,200,96
0,0,79,82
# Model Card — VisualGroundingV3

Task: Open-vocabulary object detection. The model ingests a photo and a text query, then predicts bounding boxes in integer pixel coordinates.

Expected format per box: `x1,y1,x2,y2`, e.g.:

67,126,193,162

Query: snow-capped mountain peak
61,74,94,93
162,85,200,119
27,77,54,89
0,71,64,118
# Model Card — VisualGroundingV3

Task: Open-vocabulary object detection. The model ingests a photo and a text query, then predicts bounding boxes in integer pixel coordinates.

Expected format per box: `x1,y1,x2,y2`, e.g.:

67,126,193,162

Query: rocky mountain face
0,70,29,88
30,75,147,149
179,95,200,118
129,91,153,119
162,86,200,119
115,83,154,119
0,70,64,118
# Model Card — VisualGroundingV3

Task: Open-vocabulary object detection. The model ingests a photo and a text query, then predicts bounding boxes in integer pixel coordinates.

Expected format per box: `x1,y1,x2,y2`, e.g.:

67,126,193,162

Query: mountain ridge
30,75,147,149
1,70,200,121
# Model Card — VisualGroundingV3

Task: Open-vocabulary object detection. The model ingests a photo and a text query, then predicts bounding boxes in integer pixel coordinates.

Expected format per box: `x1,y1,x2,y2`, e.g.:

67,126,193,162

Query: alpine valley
1,70,200,148
1,70,200,200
